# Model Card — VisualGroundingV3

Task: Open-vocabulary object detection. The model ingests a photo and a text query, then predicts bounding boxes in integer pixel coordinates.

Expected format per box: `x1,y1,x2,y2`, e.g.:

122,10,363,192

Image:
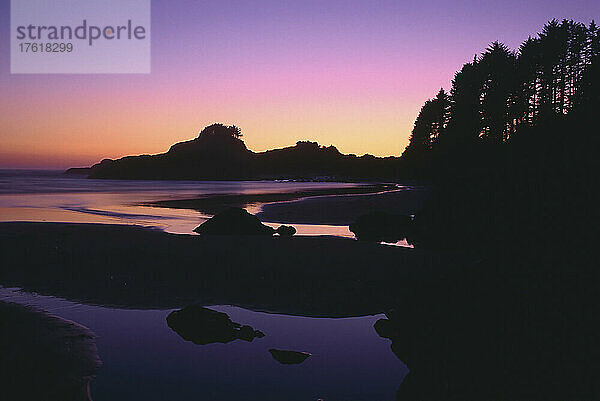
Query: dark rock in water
275,225,297,236
373,318,399,339
238,325,265,341
349,211,412,242
0,301,101,401
166,305,265,345
268,348,312,365
193,208,275,236
63,167,92,176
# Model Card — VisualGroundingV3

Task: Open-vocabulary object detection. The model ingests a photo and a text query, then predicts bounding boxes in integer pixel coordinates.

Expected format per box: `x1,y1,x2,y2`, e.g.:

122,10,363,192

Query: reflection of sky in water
0,171,411,398
0,170,360,235
0,288,408,401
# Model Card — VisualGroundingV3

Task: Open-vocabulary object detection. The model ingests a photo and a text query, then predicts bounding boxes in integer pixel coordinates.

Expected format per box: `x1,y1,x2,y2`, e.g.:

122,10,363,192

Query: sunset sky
1,0,599,168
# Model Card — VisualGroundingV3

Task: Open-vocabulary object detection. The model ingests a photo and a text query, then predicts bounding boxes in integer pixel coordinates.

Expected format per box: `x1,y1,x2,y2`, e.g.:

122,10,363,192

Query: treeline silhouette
402,19,599,251
404,19,599,160
387,20,599,400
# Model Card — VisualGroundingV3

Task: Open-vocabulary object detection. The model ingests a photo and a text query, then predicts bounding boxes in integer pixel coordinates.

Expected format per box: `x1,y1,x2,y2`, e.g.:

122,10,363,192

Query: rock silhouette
193,208,275,236
373,317,398,339
166,305,264,345
268,349,312,365
275,225,297,236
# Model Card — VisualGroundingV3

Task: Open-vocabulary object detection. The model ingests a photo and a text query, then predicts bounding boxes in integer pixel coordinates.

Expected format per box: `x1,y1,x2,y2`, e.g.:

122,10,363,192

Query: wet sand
1,222,595,400
143,183,399,216
0,221,441,317
144,182,429,226
257,187,430,225
0,301,101,401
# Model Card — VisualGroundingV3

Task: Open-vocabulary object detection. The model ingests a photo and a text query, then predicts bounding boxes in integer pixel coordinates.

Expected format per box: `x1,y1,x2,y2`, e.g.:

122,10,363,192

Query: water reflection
0,218,415,399
0,170,360,235
269,349,312,365
0,288,408,401
167,305,265,345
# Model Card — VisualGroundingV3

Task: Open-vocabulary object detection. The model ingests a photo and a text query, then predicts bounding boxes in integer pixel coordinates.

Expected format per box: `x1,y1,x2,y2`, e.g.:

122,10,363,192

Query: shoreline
1,176,412,236
0,181,428,237
142,182,399,216
141,182,429,227
257,186,430,225
0,300,101,401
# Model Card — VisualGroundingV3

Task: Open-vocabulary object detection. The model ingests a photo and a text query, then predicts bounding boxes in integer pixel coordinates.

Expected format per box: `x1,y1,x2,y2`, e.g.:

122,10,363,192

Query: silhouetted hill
66,123,403,181
253,141,401,180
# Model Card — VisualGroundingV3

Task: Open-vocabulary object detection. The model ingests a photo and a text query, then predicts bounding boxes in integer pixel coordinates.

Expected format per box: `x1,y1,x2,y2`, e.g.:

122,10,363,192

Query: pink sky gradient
1,0,599,168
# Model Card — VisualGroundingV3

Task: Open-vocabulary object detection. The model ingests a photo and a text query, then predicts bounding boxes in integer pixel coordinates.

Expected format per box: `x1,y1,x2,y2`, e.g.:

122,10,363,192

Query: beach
0,221,438,316
0,170,440,399
0,171,437,317
0,172,433,398
0,174,596,400
0,218,428,400
257,186,428,225
2,172,594,401
0,171,431,399
0,170,423,235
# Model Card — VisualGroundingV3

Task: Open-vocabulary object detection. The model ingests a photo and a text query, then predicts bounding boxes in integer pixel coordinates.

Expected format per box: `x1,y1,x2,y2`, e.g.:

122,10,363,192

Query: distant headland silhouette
66,123,403,181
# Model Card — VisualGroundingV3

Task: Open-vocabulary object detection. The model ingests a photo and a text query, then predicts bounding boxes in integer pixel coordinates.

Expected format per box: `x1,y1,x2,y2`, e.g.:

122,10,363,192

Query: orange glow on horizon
0,88,420,168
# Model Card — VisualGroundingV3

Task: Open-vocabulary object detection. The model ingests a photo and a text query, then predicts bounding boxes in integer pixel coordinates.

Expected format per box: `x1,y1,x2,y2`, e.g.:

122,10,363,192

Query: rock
349,211,412,242
238,325,264,341
193,208,275,236
373,318,399,339
166,305,265,345
237,325,255,341
275,225,297,236
268,349,312,365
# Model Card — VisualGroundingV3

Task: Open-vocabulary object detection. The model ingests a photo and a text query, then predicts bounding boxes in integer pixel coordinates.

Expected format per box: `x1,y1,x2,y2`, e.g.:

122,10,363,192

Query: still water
0,170,409,400
0,169,356,235
0,287,408,401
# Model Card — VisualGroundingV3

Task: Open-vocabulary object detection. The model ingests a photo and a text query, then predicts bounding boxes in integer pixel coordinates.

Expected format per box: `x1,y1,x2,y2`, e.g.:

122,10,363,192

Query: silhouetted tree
516,36,541,125
577,20,600,109
479,42,517,142
403,88,449,158
437,56,482,151
200,123,243,138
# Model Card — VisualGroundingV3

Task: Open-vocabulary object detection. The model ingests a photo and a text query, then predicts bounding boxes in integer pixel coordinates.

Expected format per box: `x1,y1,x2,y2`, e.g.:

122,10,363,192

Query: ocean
0,169,408,400
0,169,357,236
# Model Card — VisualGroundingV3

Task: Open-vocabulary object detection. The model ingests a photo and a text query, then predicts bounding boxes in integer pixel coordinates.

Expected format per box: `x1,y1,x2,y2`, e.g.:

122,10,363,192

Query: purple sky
1,0,598,167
